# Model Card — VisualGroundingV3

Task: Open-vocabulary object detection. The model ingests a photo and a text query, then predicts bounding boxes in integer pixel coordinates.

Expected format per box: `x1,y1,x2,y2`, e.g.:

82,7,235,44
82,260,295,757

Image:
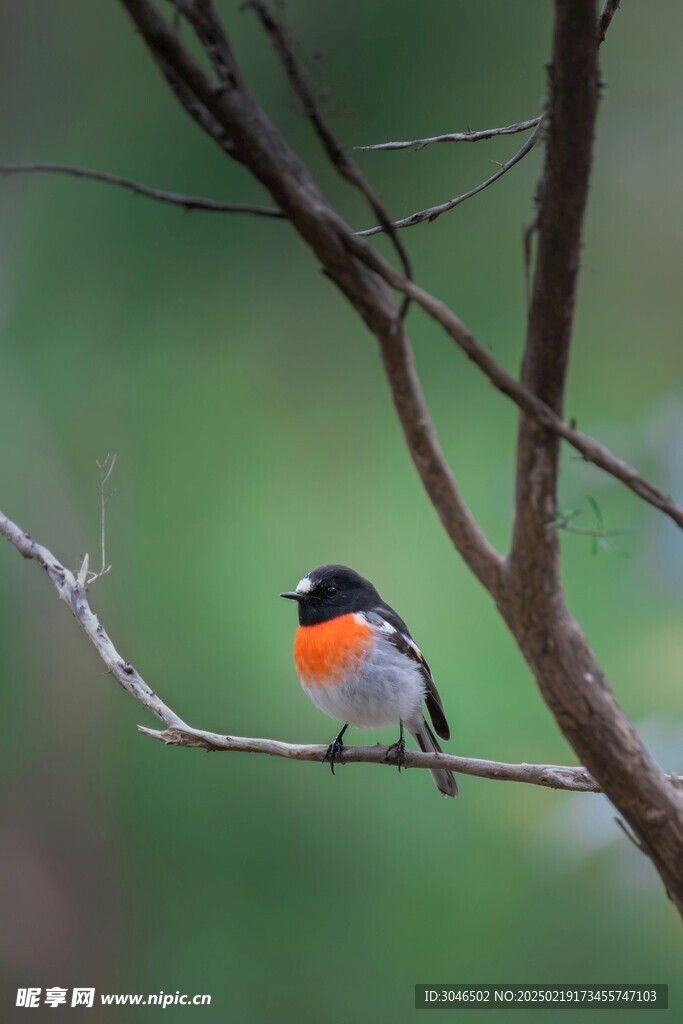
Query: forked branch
356,120,544,236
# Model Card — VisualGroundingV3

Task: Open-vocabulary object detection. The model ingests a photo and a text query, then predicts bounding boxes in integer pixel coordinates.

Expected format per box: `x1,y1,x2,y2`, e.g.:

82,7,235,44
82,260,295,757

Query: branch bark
509,0,598,580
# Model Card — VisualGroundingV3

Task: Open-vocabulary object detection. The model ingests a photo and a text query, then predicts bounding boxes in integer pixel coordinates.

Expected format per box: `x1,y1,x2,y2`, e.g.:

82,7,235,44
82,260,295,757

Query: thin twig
88,453,117,586
356,119,544,236
355,116,542,153
598,0,621,45
0,163,283,218
0,506,657,795
615,816,646,852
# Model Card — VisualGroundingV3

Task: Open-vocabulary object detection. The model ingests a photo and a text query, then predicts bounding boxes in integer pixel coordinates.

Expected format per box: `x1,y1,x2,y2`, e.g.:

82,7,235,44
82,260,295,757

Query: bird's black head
280,564,381,626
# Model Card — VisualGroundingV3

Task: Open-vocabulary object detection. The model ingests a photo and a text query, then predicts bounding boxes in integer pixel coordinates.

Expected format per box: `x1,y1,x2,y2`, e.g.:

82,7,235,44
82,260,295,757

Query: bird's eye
325,584,337,597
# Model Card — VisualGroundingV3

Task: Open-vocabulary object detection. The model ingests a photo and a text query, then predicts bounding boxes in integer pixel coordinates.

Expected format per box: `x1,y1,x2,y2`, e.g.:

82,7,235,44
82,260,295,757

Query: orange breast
294,614,373,687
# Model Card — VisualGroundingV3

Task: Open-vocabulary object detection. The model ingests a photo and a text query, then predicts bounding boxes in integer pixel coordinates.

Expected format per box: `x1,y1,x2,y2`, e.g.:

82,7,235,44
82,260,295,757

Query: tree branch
355,117,542,153
141,725,611,793
0,162,283,218
356,120,544,237
0,505,618,794
599,0,621,45
509,0,598,580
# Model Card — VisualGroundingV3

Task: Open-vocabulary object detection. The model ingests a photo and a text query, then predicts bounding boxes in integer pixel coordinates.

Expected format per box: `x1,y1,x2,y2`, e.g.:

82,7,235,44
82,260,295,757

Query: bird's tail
409,718,458,798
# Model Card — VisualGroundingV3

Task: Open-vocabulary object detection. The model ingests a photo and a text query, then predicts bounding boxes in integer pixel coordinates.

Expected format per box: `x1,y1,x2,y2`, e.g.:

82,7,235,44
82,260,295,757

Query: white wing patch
359,611,430,672
401,632,425,662
359,612,423,655
356,611,394,635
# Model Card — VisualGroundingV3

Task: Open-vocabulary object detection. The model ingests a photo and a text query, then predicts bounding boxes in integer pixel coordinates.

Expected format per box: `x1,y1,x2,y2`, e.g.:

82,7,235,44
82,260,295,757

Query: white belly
300,636,425,729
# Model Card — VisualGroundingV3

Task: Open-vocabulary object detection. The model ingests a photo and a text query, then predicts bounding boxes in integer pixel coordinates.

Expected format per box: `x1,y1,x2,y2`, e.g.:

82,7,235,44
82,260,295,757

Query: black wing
366,604,451,741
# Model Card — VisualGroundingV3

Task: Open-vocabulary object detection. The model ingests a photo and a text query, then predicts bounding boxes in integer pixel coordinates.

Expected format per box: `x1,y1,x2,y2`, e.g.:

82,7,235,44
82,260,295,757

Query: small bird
281,565,457,798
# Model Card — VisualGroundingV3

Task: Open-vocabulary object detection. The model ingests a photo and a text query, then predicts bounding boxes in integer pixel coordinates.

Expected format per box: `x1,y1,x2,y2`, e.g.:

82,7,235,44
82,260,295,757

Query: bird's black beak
280,591,303,602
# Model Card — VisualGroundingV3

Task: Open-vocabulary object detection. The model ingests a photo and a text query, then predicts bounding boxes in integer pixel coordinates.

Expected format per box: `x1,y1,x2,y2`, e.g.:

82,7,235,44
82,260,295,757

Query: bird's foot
385,733,407,773
323,730,346,775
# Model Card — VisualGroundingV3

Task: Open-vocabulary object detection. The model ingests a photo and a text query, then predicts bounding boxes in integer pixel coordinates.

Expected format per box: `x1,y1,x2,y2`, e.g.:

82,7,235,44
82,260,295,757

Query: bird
280,564,457,798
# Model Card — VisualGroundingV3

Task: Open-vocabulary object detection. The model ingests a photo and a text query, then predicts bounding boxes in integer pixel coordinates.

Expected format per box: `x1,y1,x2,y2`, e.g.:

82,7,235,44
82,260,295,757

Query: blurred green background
1,1,682,1021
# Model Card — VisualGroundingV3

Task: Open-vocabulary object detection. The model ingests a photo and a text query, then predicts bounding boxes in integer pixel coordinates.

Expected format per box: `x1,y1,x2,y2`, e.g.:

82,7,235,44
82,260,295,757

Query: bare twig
356,119,544,237
599,0,621,45
141,724,609,793
0,163,283,218
615,816,647,852
87,453,117,586
355,116,542,153
0,505,656,796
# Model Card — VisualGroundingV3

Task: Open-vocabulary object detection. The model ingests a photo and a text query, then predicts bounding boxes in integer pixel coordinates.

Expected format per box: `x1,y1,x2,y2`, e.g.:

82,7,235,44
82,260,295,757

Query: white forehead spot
296,575,314,595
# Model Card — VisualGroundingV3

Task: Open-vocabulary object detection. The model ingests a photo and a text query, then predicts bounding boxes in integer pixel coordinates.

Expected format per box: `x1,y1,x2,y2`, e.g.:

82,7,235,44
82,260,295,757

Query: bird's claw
385,734,407,772
323,736,345,775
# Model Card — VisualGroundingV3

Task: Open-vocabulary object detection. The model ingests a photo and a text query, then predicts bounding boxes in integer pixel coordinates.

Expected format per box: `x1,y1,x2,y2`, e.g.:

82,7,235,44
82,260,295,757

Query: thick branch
0,506,611,794
356,117,542,153
356,120,544,237
0,162,283,218
510,2,598,580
